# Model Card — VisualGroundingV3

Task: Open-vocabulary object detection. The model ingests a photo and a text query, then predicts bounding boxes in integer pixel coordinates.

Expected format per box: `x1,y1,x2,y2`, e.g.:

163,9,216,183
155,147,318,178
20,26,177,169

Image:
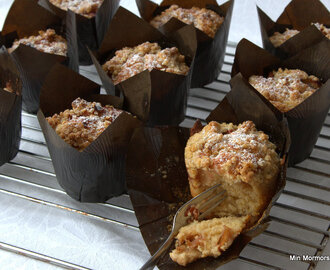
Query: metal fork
139,184,226,270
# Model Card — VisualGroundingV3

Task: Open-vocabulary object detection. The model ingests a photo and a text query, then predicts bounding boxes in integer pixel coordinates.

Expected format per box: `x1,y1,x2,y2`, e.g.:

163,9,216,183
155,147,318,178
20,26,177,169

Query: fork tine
198,189,226,212
191,184,223,206
198,191,227,220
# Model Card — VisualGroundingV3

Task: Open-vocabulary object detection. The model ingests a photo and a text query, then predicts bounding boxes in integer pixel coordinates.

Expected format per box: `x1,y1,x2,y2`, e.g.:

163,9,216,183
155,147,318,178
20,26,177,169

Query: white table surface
0,1,329,270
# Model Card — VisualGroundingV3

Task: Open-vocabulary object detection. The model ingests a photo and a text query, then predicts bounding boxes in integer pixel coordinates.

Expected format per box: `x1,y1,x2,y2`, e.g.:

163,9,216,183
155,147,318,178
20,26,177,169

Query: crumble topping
270,23,330,47
47,97,122,151
249,68,321,112
150,5,224,38
102,42,189,85
49,0,103,18
8,29,67,56
185,121,279,182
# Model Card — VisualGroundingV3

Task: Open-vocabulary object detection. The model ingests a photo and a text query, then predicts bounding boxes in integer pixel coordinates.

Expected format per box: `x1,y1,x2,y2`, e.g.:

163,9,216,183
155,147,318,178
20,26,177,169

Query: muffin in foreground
49,0,103,18
249,68,322,112
46,97,123,151
269,23,330,47
8,29,67,56
102,41,189,85
185,121,280,218
170,216,250,266
150,5,224,38
169,120,280,265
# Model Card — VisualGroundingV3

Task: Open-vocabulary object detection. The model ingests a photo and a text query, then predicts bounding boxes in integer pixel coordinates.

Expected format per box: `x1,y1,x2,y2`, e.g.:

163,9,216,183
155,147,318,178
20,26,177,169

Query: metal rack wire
0,42,329,270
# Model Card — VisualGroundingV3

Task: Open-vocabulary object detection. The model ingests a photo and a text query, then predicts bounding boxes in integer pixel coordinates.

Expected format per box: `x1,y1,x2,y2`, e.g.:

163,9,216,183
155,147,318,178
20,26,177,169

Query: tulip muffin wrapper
89,7,197,126
257,0,330,58
126,98,289,269
0,47,22,166
136,0,234,88
37,63,141,203
231,38,330,166
1,0,79,114
39,0,120,65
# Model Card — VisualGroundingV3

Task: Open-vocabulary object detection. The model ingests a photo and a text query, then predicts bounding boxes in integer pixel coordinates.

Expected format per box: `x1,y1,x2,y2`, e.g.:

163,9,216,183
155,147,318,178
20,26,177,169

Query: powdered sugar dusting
49,0,103,18
249,68,321,112
102,42,189,85
150,5,224,38
47,98,123,151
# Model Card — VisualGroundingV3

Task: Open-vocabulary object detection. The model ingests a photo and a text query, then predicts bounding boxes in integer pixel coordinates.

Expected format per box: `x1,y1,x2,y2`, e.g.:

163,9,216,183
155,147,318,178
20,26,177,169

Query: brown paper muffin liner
231,38,330,166
1,0,79,114
89,7,197,126
257,0,330,58
136,0,234,88
37,63,141,202
0,46,22,166
39,0,120,65
126,96,289,268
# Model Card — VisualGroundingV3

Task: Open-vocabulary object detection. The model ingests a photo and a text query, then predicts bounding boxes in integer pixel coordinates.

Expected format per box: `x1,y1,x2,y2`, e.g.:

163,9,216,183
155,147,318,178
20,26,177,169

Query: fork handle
139,233,175,270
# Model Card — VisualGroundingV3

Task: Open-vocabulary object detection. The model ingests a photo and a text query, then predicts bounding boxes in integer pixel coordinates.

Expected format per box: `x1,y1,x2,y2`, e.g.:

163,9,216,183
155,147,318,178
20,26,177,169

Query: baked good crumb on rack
46,97,122,151
8,29,67,56
102,41,189,85
150,5,224,38
249,68,321,112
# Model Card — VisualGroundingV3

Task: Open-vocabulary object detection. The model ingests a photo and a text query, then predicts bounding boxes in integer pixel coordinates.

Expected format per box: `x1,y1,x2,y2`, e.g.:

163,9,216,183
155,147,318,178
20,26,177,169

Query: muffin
170,215,250,266
46,97,123,151
269,28,300,48
49,0,103,18
150,5,224,38
270,23,330,47
8,29,67,56
249,68,322,112
169,121,280,265
102,41,189,85
185,121,280,218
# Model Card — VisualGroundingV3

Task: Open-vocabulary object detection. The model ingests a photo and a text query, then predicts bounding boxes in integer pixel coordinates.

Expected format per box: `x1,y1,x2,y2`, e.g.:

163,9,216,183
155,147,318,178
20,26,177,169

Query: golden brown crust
150,5,224,38
8,29,67,56
102,42,189,85
46,98,122,151
249,68,321,112
170,216,250,266
49,0,103,18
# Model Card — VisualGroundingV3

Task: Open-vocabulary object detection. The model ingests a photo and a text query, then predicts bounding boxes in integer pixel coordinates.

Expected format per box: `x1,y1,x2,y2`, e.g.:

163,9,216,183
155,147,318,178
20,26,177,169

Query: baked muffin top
185,121,280,184
8,29,67,56
47,97,122,151
269,23,330,47
269,28,300,48
249,68,321,112
150,5,224,38
102,41,189,85
49,0,103,18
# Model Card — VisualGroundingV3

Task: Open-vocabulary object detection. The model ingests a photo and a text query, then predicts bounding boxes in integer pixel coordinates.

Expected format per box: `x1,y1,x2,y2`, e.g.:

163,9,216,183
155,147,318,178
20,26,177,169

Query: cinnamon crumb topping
49,0,103,18
150,5,224,38
46,97,123,151
9,29,67,56
270,23,330,47
249,68,321,112
185,121,279,183
102,42,189,85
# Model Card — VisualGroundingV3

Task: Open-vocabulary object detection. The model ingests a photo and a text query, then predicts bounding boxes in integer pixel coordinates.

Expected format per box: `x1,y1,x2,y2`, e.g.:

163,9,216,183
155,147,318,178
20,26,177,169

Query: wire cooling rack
0,42,329,270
